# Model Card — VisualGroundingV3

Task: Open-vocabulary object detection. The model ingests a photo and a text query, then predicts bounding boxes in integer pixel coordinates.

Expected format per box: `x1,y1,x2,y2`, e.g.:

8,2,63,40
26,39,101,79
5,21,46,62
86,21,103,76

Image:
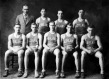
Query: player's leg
54,48,60,78
60,50,67,78
23,49,31,78
17,49,24,77
40,48,49,78
3,50,13,77
95,51,104,75
34,49,40,78
81,51,87,78
73,51,80,78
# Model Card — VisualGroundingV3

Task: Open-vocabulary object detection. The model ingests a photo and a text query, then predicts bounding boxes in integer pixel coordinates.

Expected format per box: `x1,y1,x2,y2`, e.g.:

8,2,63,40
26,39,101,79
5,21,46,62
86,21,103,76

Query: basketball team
3,4,105,79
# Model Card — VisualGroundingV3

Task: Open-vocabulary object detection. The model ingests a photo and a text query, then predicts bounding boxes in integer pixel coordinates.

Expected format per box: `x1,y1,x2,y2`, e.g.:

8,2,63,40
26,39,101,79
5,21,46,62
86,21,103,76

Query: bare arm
72,19,77,28
61,34,65,50
85,19,89,25
8,35,14,51
38,33,42,50
55,33,60,49
43,33,49,49
80,35,89,52
94,35,102,52
74,34,79,49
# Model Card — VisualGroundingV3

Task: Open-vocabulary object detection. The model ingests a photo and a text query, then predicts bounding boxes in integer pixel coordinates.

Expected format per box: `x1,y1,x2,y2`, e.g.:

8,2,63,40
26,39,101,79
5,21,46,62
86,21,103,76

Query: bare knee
25,49,31,57
5,50,13,57
81,51,87,57
62,50,67,57
73,51,78,58
95,51,103,59
54,49,60,57
42,48,49,56
18,50,24,58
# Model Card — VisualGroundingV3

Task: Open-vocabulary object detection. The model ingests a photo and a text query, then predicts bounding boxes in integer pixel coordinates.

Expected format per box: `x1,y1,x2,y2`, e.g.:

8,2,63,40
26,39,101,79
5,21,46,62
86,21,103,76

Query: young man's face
31,24,37,32
14,25,21,33
22,6,29,14
57,11,63,19
49,22,55,31
66,25,72,33
41,9,46,16
78,10,84,17
87,27,94,35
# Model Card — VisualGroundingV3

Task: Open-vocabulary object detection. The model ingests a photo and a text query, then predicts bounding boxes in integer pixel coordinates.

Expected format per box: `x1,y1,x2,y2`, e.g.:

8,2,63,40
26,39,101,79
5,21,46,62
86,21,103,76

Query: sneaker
81,72,85,78
17,70,23,77
3,70,9,77
60,72,65,78
56,71,60,78
101,74,105,79
23,71,28,78
75,72,80,78
40,72,46,78
34,71,39,78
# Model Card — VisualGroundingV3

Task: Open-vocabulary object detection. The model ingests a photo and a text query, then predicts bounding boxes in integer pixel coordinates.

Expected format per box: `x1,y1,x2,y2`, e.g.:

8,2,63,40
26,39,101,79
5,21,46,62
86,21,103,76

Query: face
31,24,37,32
14,25,21,33
78,10,84,17
66,25,72,33
22,5,29,14
87,27,94,34
41,9,46,16
49,22,55,31
57,11,63,18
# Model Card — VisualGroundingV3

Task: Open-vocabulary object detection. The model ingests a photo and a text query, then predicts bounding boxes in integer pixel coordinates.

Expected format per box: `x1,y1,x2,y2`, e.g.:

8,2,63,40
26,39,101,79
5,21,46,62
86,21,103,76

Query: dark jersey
74,19,87,37
55,20,67,34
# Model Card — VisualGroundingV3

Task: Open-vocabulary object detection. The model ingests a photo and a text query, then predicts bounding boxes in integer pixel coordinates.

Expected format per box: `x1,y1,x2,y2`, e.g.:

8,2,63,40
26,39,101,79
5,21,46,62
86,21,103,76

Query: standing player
3,24,26,77
73,9,89,42
61,23,80,78
55,10,68,35
40,22,61,78
23,23,42,78
80,25,104,78
36,8,50,36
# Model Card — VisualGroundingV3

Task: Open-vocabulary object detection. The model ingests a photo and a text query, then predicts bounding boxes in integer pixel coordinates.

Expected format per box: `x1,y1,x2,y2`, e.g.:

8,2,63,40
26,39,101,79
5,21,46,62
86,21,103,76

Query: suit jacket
16,14,35,35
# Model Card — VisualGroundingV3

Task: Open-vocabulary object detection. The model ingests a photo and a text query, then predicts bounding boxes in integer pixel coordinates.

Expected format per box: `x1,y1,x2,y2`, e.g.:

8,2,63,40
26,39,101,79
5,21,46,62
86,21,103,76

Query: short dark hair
87,24,95,29
15,23,21,26
31,23,37,26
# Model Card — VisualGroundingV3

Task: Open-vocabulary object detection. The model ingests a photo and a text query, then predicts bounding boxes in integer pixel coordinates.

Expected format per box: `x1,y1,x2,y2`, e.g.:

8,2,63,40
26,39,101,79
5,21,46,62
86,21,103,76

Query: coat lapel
21,14,26,25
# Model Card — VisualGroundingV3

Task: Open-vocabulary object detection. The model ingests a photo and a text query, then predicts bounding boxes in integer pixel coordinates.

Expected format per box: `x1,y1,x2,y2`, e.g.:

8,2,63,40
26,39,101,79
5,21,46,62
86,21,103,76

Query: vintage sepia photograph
0,0,109,79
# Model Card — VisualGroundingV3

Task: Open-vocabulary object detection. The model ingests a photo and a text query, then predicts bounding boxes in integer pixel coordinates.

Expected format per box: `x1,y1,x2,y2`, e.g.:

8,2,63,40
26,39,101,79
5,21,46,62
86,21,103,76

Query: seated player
61,23,80,78
23,23,42,78
40,22,61,78
80,25,104,79
3,24,26,77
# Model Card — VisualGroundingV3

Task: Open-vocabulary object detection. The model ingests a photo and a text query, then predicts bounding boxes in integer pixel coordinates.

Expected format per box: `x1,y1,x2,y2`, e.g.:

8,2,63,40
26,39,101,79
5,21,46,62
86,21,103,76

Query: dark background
0,0,109,77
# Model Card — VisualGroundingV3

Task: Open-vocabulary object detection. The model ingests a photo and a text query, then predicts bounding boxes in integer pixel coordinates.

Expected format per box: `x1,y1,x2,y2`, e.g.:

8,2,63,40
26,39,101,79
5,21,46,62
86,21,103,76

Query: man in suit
16,4,35,35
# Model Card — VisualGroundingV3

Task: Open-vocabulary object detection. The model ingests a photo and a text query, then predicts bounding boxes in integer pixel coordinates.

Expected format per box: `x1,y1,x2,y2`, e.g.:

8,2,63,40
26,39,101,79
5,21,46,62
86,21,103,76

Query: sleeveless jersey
55,20,67,34
63,34,75,50
47,32,57,47
85,35,97,50
11,34,22,46
28,33,38,46
38,17,49,33
74,19,87,36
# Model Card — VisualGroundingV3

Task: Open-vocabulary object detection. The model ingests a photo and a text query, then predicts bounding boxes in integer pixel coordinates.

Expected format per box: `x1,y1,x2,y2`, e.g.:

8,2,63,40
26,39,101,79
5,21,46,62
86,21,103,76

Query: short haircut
31,23,37,26
23,4,28,7
41,8,46,11
87,24,95,29
15,23,21,26
49,21,55,25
